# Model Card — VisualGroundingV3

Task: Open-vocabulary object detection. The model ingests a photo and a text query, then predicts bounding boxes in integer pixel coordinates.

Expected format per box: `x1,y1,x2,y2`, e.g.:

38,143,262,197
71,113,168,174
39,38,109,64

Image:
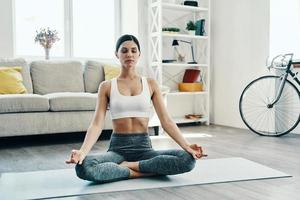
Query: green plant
186,21,196,31
162,27,180,32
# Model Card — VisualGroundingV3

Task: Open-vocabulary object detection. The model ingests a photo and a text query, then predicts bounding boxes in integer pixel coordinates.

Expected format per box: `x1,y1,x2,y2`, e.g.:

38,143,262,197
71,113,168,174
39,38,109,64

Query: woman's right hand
185,144,207,159
65,149,85,165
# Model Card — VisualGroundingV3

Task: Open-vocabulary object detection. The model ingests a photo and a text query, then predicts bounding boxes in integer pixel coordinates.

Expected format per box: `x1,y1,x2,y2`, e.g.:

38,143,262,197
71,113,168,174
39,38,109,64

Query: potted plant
186,21,196,35
162,27,180,33
34,28,60,60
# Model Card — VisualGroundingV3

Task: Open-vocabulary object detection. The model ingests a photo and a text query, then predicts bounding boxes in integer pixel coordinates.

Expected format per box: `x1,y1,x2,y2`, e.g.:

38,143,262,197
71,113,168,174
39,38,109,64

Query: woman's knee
75,160,130,182
180,151,196,172
75,160,93,181
75,157,100,181
185,157,196,172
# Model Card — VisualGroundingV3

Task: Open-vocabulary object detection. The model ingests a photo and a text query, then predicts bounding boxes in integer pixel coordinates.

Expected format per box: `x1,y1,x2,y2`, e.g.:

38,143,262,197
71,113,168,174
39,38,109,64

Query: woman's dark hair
115,34,140,52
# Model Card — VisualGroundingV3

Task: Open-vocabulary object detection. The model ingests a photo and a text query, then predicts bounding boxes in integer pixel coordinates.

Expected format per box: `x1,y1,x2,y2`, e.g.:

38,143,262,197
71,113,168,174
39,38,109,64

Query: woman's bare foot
119,161,130,168
119,161,155,178
128,169,155,178
120,161,139,171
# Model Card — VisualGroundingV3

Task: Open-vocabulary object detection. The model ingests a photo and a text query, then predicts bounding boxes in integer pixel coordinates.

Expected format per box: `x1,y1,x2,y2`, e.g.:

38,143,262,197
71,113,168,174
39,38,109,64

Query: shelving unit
162,32,208,39
162,2,208,10
149,0,210,126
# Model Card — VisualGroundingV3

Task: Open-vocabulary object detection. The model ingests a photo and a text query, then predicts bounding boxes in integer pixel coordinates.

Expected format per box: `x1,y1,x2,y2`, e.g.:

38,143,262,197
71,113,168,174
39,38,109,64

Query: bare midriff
112,117,149,134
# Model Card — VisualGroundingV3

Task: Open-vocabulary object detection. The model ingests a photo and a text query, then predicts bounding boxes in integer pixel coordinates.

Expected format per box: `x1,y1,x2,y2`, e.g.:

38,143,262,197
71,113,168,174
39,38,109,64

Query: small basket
178,83,203,92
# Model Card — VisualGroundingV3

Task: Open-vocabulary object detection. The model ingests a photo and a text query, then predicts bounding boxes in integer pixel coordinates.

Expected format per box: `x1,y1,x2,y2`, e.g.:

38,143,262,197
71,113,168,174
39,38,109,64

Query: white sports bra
109,77,152,119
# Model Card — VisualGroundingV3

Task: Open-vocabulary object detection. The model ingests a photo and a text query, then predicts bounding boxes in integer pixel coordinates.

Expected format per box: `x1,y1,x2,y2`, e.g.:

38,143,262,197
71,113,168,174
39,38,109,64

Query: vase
188,30,196,35
44,48,50,60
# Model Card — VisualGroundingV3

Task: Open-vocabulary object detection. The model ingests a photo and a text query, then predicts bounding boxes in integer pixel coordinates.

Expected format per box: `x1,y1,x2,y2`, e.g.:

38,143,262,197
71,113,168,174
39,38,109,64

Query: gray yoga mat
0,157,291,200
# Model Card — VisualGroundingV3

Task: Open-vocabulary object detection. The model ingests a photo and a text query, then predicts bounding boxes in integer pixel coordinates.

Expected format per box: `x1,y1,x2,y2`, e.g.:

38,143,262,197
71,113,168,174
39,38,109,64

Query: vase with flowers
34,28,60,60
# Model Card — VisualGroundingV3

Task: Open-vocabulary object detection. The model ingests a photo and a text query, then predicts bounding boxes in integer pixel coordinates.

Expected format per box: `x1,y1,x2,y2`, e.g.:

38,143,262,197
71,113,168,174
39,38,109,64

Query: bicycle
239,53,300,136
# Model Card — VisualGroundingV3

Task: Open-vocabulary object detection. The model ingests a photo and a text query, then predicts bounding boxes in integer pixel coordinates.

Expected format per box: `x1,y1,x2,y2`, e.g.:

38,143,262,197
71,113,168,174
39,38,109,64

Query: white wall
270,0,300,134
0,0,14,58
121,0,154,78
120,0,152,77
137,0,153,77
121,0,138,36
211,0,270,128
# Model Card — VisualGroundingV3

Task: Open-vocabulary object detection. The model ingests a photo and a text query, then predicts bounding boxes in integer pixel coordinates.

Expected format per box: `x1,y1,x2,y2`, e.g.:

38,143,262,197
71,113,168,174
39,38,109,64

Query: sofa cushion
46,92,97,111
84,60,106,93
0,94,49,113
0,67,27,94
103,64,121,80
30,60,85,94
84,61,144,93
0,58,33,93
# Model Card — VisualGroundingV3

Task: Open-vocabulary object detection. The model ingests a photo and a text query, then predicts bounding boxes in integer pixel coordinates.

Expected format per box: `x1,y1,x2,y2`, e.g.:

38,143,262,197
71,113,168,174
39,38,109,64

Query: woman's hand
65,149,85,165
185,144,207,159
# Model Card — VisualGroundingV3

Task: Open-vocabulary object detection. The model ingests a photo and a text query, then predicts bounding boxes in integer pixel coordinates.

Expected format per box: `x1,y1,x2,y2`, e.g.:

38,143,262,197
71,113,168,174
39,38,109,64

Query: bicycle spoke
239,75,300,136
275,111,289,134
275,106,298,125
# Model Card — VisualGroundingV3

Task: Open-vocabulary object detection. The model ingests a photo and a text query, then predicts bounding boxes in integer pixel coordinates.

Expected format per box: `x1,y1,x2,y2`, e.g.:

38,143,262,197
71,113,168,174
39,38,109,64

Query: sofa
0,58,160,138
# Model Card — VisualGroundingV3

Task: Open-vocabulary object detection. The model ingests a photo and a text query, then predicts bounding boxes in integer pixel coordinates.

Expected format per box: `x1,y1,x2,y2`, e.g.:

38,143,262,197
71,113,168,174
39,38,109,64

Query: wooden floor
0,125,299,200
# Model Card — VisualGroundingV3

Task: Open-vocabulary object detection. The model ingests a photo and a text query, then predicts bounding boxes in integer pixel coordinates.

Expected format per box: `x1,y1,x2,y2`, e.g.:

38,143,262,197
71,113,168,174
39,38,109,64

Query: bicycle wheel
239,75,300,136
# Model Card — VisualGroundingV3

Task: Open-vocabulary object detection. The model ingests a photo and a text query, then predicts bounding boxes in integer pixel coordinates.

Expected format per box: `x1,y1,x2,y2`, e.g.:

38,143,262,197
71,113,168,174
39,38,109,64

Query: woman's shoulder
99,80,111,88
145,77,160,95
98,80,113,94
146,77,158,88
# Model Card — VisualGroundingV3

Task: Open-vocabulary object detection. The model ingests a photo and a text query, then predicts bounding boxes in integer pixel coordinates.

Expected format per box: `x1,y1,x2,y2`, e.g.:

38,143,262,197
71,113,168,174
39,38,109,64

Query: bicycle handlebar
268,53,297,70
271,65,288,70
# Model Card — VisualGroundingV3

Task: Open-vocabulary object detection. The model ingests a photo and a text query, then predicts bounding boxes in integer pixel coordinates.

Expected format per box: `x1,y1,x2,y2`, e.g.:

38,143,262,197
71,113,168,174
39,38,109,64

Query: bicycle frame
269,54,300,107
239,53,300,136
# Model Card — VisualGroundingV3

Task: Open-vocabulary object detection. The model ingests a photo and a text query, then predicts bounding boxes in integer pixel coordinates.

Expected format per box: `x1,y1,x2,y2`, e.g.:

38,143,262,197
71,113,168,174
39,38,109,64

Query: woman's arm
150,79,190,149
66,81,109,164
79,81,109,154
149,79,207,158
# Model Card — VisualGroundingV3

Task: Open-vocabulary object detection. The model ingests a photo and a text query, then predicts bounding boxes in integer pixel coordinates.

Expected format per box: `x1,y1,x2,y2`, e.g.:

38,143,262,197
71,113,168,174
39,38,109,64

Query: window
15,0,64,57
14,0,119,59
73,0,115,58
270,0,300,58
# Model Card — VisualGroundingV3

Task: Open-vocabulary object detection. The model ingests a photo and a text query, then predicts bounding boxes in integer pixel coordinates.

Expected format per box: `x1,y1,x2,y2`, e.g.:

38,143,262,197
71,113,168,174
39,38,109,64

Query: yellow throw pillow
0,66,27,94
103,64,121,80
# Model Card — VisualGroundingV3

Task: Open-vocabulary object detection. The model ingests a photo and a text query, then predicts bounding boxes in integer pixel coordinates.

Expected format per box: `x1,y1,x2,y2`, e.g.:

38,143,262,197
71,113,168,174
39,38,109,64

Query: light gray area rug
0,157,291,200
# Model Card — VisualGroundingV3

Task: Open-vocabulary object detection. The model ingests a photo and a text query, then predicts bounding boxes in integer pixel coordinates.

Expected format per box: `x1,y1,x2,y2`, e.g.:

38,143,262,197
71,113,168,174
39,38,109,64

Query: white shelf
162,3,208,12
152,32,208,40
162,63,208,67
149,0,210,127
151,62,208,67
162,32,208,39
167,91,208,96
172,116,208,124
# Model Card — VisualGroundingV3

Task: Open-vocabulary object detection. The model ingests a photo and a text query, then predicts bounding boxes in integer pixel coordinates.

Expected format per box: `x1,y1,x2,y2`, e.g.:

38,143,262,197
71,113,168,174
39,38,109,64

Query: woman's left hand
185,144,208,159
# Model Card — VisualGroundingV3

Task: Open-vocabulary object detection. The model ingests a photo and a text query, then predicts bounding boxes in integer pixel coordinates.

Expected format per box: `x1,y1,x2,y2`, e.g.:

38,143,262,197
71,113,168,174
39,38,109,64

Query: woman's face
116,40,140,68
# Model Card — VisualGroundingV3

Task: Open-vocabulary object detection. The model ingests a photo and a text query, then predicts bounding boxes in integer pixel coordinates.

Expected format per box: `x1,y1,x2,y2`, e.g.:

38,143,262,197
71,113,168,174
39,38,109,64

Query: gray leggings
75,133,195,183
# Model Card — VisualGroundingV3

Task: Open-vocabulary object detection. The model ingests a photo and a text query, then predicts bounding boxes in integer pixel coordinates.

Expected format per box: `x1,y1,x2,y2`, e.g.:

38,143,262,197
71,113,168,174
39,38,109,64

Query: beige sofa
0,58,160,137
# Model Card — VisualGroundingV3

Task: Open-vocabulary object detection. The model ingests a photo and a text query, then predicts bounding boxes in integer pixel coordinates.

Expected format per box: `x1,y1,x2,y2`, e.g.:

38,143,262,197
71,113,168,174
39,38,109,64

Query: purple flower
34,27,60,49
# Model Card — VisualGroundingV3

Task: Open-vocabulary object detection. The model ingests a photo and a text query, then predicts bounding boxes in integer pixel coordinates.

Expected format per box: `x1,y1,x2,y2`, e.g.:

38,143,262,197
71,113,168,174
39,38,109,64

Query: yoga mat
0,157,291,200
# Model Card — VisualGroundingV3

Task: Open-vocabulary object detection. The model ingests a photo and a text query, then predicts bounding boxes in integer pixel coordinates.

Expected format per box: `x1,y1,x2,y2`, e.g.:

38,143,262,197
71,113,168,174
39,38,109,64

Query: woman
66,34,207,183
